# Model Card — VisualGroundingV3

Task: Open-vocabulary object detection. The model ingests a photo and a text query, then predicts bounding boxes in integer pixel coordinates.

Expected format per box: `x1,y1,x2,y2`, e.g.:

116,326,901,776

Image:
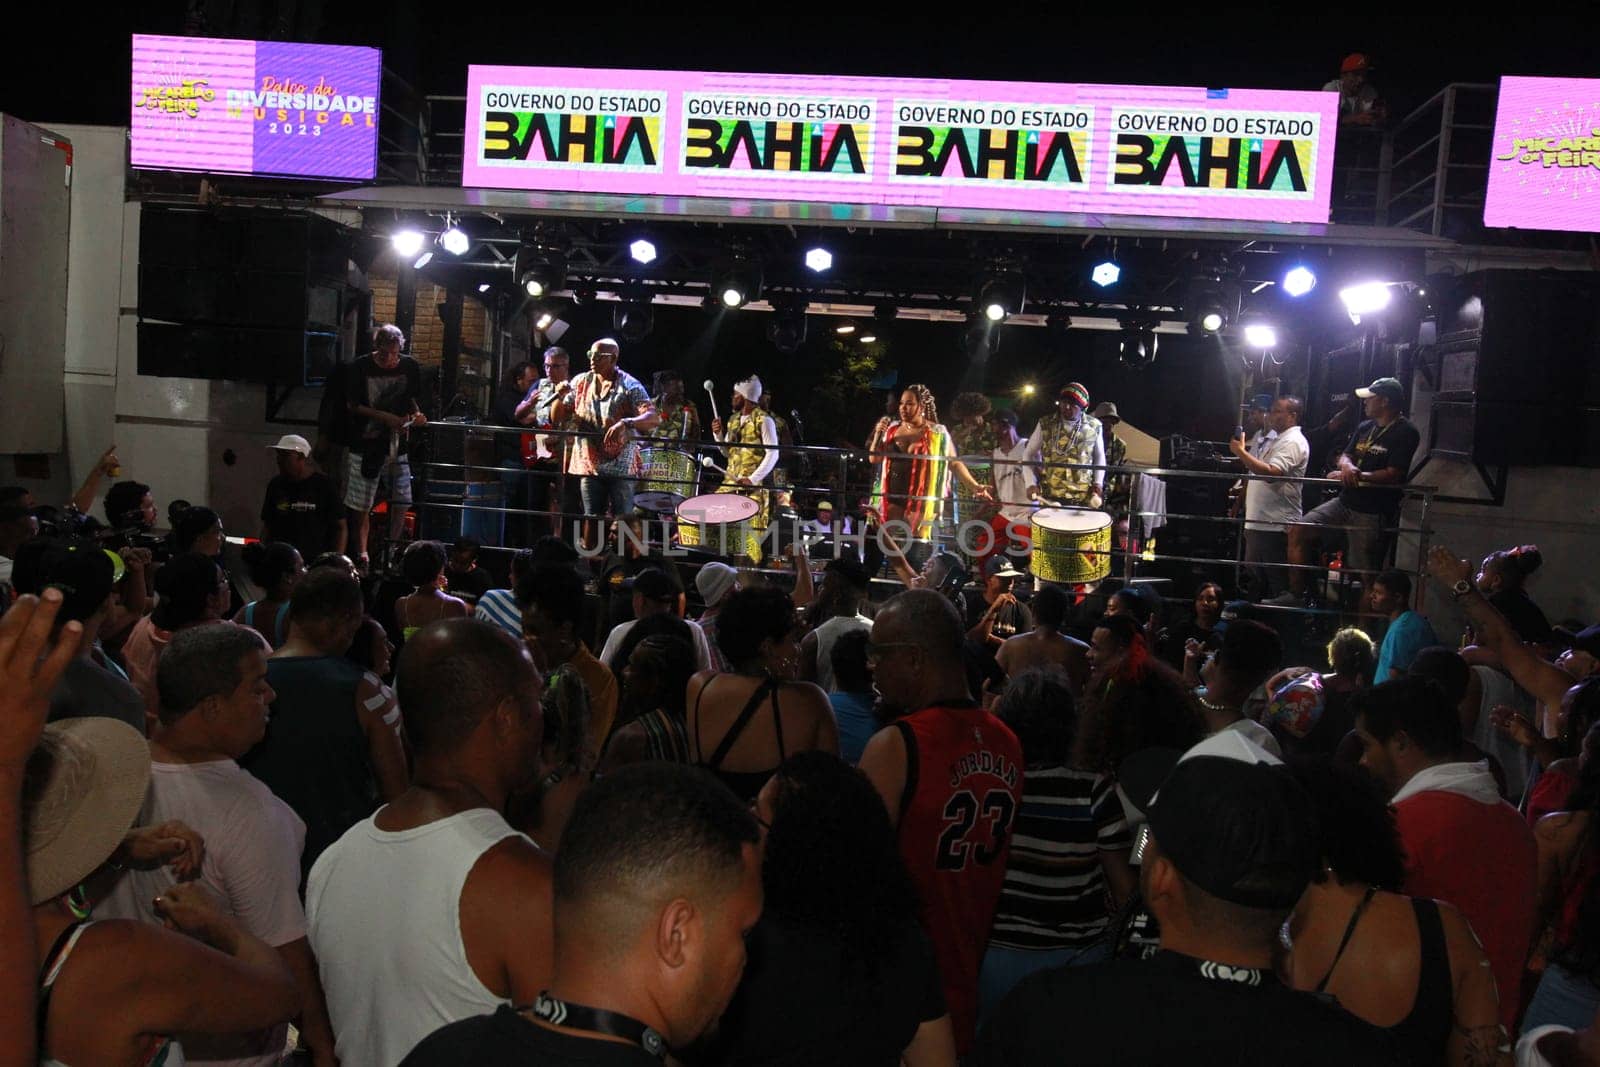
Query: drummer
983,409,1037,568
710,375,779,540
1024,381,1105,509
652,369,702,443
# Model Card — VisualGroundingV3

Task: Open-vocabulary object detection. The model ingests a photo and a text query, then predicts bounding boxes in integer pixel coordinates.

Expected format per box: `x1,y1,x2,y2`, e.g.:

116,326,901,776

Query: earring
65,883,92,921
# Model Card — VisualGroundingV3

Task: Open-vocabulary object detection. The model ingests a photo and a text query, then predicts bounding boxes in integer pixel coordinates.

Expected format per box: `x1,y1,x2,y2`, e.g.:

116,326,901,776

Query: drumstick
700,455,728,478
703,379,721,425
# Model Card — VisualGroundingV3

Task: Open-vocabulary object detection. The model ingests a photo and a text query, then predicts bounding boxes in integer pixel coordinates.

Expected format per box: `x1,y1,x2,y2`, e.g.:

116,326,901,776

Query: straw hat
24,719,151,904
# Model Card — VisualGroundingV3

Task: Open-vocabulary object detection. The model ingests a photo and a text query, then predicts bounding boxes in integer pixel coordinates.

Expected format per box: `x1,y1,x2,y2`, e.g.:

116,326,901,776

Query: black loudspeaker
137,206,355,384
1429,271,1600,467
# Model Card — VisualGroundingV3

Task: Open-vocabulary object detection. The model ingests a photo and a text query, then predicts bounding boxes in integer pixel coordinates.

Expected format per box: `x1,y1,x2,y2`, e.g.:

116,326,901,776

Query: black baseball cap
1147,753,1318,910
1554,624,1600,660
628,566,680,603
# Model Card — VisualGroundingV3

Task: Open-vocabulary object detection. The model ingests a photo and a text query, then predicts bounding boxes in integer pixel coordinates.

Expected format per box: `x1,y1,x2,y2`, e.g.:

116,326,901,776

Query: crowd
7,327,1600,1067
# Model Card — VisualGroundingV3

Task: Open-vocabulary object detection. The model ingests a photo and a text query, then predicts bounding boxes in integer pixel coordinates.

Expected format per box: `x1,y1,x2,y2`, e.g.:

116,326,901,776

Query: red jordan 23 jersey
894,703,1024,1053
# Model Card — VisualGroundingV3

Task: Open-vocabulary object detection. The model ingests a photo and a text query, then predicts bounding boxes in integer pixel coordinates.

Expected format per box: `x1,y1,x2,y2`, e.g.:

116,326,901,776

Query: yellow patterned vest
1037,412,1103,502
725,411,768,483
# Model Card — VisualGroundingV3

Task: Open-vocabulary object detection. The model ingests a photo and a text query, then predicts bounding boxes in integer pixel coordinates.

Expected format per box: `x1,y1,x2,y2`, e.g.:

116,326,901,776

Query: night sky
11,11,1598,127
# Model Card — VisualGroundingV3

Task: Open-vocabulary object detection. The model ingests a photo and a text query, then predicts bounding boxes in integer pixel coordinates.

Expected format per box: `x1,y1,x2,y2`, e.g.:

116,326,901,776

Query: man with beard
552,339,659,547
858,589,1024,1056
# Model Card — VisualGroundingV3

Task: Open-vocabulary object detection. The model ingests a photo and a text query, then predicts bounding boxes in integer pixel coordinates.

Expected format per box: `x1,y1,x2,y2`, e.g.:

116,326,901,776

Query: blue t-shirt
1376,610,1439,681
829,690,878,765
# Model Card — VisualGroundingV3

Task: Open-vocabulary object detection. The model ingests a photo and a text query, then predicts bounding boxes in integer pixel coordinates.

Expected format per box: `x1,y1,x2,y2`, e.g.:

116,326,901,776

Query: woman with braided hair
870,385,992,543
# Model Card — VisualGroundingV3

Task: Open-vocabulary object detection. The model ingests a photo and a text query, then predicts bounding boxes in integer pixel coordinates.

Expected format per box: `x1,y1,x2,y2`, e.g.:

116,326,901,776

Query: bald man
401,764,762,1065
859,589,1024,1055
306,619,555,1067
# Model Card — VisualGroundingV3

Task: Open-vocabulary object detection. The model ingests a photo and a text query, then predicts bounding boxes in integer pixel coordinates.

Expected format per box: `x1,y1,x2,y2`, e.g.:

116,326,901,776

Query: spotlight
1118,321,1159,367
412,251,434,270
1021,383,1037,397
1339,281,1393,320
439,225,470,256
613,298,654,342
534,307,557,332
710,254,762,310
477,283,491,294
629,239,657,265
516,243,568,300
805,247,833,273
1283,266,1317,297
976,270,1025,323
859,330,878,344
1184,260,1239,336
1091,261,1121,287
1243,323,1280,348
767,300,808,354
391,229,426,258
834,321,857,336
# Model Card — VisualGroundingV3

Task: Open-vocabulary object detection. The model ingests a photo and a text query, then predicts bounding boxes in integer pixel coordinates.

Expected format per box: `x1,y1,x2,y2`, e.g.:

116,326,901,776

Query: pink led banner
463,66,1337,224
1485,76,1600,234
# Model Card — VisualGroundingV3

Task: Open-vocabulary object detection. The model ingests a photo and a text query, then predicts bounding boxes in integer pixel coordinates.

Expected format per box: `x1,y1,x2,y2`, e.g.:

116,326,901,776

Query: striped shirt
474,588,522,638
988,765,1131,951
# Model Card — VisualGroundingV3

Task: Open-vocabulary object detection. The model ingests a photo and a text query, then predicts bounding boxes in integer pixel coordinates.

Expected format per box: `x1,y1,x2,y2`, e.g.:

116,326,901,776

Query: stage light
767,300,808,354
629,239,657,265
392,229,426,258
1244,323,1280,348
477,283,491,294
976,270,1025,323
859,330,878,344
516,243,568,301
805,247,833,273
534,308,557,332
835,321,857,336
1339,281,1393,322
613,298,654,342
1199,310,1224,333
439,226,470,256
710,254,762,310
1092,261,1121,287
1118,321,1159,367
412,251,434,270
1283,266,1317,297
1022,384,1037,397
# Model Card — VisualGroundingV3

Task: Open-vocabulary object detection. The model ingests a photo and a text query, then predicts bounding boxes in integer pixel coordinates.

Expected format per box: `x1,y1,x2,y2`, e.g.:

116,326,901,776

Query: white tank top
813,614,870,693
305,807,528,1067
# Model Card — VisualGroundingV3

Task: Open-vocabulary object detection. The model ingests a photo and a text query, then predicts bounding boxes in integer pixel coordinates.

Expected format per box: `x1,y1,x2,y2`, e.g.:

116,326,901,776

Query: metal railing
394,421,1435,619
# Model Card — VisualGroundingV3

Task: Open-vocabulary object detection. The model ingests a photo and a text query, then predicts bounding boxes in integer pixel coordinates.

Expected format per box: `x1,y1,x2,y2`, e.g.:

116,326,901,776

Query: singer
711,374,778,531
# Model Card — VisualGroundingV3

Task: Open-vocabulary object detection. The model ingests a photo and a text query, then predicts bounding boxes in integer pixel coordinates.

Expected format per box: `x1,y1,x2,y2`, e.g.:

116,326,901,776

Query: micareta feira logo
131,35,380,180
1110,108,1316,196
1484,76,1600,234
681,94,872,179
893,101,1091,186
479,87,666,170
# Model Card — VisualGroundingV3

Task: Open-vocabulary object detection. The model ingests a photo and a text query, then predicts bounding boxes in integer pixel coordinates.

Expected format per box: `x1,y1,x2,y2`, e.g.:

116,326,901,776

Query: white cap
733,376,763,404
269,434,312,457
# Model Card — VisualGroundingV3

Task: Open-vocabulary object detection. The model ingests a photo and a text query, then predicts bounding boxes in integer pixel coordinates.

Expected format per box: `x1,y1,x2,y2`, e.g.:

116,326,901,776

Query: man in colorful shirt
951,392,999,527
711,375,778,540
651,369,702,443
1024,383,1104,509
551,339,659,545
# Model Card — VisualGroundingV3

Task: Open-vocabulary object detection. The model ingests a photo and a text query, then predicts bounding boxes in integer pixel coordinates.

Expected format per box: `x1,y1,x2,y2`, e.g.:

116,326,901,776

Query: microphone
789,409,805,443
703,379,721,425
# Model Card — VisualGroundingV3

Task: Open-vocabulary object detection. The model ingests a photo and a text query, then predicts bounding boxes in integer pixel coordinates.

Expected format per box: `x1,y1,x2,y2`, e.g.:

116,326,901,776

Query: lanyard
526,993,667,1062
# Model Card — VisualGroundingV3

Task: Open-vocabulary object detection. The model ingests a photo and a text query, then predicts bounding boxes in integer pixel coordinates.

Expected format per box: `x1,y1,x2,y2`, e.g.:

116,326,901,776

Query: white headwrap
733,375,763,404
